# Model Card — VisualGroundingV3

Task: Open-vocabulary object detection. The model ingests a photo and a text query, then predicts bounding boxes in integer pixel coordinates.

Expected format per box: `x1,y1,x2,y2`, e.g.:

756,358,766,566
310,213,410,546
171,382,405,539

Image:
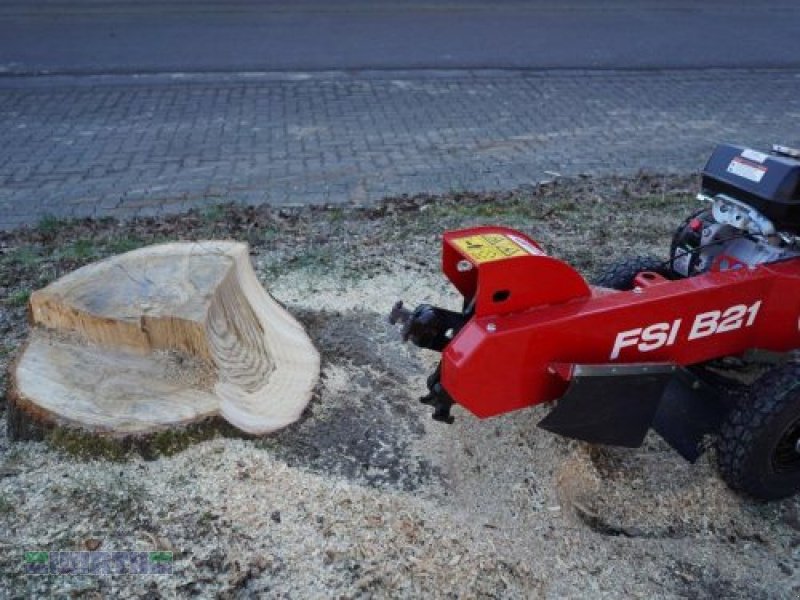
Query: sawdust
1,175,799,598
153,350,217,392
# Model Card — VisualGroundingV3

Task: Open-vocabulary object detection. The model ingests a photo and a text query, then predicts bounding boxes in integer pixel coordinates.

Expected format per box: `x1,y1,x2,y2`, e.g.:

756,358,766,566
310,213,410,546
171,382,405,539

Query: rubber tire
592,256,673,291
718,362,800,500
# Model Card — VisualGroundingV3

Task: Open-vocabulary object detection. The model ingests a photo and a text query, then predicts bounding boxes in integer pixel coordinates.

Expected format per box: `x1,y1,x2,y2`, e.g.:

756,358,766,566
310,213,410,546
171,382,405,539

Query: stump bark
8,241,319,446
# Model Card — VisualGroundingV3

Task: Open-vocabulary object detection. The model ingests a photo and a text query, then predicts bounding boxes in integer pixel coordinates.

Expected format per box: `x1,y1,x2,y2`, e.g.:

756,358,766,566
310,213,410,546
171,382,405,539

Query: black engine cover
702,144,800,233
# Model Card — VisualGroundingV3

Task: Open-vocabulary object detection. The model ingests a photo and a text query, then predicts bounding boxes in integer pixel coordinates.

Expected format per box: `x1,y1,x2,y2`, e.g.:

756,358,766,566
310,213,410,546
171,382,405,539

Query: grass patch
1,246,42,268
57,238,97,261
327,207,345,223
201,204,227,224
636,192,697,211
261,225,280,245
0,495,13,515
106,236,148,255
429,202,524,220
5,289,30,307
264,246,337,279
36,214,65,236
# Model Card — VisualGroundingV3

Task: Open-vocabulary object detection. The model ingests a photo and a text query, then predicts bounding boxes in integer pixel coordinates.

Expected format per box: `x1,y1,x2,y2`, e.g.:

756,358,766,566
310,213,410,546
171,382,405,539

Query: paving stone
0,70,798,228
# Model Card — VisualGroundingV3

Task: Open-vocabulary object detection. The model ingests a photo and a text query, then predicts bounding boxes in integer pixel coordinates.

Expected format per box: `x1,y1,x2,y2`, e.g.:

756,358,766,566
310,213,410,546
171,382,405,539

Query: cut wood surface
9,241,319,441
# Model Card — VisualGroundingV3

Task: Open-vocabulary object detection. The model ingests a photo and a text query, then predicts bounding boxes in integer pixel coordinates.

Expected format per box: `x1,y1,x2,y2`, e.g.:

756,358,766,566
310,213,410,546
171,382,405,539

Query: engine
670,143,800,277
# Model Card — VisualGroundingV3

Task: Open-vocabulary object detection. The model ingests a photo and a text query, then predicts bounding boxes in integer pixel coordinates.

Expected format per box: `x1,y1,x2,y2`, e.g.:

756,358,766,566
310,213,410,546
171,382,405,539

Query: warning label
727,156,767,183
452,233,535,263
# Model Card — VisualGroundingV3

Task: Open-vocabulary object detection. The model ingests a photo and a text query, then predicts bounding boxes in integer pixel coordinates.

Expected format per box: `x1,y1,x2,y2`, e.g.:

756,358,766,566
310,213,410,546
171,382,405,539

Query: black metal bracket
389,301,467,352
419,362,455,424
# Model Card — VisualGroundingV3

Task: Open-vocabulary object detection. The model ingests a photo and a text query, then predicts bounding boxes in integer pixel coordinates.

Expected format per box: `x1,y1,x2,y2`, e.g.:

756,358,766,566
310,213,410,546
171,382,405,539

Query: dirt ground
1,174,799,598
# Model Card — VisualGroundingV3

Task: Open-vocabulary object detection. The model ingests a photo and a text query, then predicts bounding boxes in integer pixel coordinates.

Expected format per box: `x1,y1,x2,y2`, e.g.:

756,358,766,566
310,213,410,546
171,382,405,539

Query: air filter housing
702,144,800,233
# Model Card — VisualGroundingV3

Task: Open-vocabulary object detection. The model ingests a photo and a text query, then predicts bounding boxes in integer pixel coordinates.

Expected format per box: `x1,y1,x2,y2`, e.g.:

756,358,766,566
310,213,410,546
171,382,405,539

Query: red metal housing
438,226,800,418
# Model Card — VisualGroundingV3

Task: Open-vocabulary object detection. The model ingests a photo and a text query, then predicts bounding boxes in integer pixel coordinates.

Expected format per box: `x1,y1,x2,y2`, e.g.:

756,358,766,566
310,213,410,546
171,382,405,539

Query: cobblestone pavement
1,69,799,229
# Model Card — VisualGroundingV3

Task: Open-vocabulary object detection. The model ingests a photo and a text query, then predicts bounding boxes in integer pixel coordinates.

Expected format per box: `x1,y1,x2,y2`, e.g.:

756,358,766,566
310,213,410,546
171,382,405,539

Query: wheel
718,362,800,500
592,256,673,291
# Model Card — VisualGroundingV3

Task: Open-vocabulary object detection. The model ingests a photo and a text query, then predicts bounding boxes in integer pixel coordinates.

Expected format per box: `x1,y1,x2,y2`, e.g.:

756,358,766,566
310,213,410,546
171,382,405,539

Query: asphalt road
1,1,800,74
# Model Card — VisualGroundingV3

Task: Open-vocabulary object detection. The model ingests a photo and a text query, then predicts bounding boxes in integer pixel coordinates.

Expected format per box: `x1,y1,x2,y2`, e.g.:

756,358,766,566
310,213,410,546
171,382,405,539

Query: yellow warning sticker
452,233,532,263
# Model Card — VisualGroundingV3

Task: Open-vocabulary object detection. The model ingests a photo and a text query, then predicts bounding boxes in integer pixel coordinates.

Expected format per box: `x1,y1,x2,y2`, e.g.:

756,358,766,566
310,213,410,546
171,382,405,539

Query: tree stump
7,241,319,449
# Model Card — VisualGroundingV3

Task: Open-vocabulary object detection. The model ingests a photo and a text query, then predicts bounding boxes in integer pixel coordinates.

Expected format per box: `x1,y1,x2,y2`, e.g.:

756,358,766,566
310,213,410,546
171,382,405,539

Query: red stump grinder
391,143,800,500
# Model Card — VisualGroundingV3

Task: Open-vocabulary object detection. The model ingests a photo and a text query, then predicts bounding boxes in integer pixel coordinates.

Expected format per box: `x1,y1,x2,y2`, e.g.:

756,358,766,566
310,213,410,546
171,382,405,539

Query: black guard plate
651,370,729,462
537,364,676,448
